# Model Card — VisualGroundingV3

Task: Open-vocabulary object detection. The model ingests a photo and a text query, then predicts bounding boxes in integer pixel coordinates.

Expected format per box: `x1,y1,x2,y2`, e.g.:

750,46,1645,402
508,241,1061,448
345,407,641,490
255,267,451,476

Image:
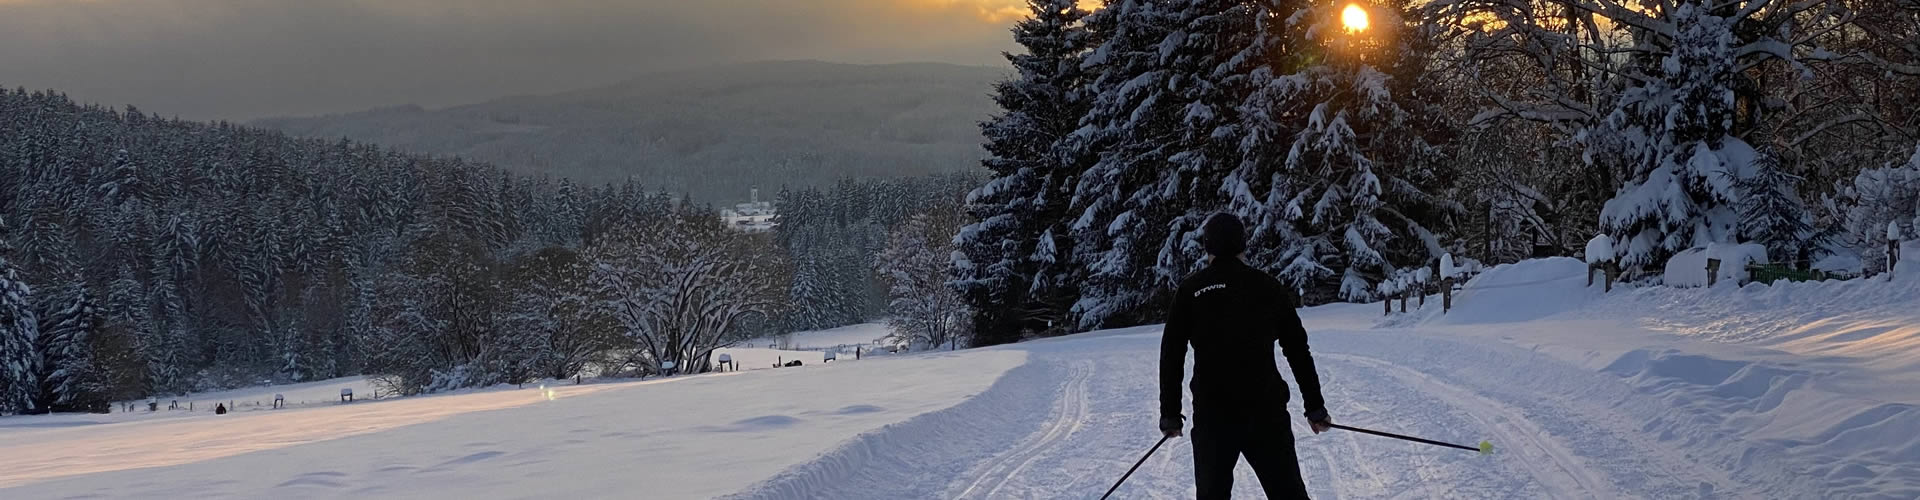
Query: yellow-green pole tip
1479,441,1494,455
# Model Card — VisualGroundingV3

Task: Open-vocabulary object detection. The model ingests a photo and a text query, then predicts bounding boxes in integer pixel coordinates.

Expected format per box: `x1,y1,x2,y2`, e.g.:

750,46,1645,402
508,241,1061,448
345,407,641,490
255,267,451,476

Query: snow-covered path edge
720,353,1066,499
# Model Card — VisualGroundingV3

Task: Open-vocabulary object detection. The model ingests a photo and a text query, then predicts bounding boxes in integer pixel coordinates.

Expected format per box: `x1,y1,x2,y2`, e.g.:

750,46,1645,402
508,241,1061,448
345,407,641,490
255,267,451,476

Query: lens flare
1342,4,1370,32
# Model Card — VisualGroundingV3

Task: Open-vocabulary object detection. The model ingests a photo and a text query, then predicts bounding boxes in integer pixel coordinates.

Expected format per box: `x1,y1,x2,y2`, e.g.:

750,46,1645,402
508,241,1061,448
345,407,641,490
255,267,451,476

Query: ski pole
1100,435,1172,500
1326,423,1493,455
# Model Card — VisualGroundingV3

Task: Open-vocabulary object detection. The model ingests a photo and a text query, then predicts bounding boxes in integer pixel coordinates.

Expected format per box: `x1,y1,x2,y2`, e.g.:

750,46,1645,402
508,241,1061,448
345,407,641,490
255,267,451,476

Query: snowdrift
1403,256,1920,498
1425,257,1600,325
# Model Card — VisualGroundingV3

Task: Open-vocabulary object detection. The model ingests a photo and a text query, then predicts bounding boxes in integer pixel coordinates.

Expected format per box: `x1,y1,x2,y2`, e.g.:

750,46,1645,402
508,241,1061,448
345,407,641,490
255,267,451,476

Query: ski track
728,327,1766,499
1324,353,1612,499
954,359,1093,499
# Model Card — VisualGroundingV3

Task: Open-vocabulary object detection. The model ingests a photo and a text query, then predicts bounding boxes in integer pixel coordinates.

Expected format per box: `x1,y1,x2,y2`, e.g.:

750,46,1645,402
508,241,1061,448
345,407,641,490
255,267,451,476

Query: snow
1815,251,1864,274
1584,234,1614,264
1892,221,1903,241
741,322,893,350
4,266,1917,498
0,349,1027,498
136,377,378,413
714,323,900,371
1664,243,1767,287
1440,253,1457,278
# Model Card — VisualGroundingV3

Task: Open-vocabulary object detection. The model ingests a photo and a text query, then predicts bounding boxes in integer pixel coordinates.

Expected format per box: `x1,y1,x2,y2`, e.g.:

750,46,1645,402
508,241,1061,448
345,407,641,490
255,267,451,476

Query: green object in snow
1479,441,1494,455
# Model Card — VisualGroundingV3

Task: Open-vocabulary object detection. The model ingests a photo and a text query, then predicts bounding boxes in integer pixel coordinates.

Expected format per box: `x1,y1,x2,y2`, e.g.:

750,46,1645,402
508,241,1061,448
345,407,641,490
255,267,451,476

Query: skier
1161,213,1331,499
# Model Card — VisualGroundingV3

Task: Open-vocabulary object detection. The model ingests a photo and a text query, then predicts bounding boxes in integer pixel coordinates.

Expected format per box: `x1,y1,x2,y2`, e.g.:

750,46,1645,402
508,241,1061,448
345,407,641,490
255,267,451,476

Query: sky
0,0,1069,121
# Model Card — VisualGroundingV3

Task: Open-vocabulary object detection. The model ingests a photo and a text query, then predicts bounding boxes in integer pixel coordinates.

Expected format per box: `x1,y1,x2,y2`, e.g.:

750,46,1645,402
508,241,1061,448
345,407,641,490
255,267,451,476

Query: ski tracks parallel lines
1325,353,1613,499
953,359,1093,499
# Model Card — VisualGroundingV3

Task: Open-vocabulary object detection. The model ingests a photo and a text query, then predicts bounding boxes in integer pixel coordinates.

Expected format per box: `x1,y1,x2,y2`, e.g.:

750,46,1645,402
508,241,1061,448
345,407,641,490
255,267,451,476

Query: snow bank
1814,251,1863,274
1428,257,1598,325
1898,240,1920,277
1663,243,1767,287
1399,255,1920,497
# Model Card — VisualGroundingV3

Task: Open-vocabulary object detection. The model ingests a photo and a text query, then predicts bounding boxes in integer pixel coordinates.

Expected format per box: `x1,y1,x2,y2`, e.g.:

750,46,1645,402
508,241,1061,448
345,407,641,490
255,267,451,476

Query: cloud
0,0,1034,120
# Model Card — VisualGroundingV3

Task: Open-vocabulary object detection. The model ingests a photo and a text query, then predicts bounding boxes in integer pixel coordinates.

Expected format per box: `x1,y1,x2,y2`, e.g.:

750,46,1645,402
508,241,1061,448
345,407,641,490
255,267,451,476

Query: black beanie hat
1202,213,1246,257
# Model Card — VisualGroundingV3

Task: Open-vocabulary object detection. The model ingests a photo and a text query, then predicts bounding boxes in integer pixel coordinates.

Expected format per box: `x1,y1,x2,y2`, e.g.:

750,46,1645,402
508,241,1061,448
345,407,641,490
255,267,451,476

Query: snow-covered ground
710,323,897,372
3,261,1916,498
740,322,894,350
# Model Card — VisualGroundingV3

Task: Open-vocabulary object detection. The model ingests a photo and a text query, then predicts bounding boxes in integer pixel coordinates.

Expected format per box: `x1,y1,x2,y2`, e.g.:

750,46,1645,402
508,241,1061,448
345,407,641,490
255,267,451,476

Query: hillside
6,261,1915,498
253,61,1004,203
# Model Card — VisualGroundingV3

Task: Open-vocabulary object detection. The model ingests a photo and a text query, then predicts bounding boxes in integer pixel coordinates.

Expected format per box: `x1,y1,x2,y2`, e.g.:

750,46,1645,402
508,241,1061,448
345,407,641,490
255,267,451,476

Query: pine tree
1068,0,1268,328
1225,0,1457,302
954,0,1094,344
1736,150,1814,264
1593,3,1754,268
0,222,41,414
35,280,105,412
1844,144,1920,274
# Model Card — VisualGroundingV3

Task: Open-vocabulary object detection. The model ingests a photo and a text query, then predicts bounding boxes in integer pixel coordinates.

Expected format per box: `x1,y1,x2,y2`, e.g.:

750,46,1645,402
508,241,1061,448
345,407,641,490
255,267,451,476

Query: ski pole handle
1100,434,1172,500
1327,423,1491,454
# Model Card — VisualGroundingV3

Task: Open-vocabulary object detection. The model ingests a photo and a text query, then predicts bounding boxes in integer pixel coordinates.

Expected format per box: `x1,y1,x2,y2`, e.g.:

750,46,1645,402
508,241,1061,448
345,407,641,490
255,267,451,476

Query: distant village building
720,187,777,232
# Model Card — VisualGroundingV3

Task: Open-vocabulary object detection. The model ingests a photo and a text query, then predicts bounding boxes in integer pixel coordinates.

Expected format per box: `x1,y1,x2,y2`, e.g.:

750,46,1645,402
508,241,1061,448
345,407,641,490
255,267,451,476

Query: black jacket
1160,258,1327,423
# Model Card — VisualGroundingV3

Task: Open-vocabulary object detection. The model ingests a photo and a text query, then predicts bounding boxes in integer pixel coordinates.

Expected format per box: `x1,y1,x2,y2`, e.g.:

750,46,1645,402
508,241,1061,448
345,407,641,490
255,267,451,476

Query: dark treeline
955,0,1920,343
0,88,966,415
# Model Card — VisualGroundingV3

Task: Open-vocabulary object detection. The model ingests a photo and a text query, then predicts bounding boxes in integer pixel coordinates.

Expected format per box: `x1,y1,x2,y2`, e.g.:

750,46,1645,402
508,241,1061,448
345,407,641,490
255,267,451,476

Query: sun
1342,4,1370,32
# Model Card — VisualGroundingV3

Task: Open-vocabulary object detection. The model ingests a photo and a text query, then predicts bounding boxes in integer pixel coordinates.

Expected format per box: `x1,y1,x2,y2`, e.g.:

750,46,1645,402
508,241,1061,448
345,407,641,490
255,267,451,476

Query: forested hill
0,87,653,411
0,87,976,415
252,61,1003,203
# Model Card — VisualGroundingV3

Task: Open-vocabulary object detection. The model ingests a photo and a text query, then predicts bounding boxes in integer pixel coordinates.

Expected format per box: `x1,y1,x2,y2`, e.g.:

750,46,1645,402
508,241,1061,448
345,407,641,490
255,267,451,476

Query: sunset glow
907,0,1105,23
1342,4,1370,32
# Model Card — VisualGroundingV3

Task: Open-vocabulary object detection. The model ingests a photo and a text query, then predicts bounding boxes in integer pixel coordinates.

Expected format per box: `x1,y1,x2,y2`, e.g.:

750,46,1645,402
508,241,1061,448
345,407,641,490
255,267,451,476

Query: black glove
1305,409,1332,434
1160,415,1185,437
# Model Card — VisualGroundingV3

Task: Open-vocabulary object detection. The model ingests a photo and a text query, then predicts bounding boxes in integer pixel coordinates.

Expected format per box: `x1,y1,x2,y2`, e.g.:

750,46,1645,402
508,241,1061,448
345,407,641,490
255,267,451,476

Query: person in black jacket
1161,213,1331,499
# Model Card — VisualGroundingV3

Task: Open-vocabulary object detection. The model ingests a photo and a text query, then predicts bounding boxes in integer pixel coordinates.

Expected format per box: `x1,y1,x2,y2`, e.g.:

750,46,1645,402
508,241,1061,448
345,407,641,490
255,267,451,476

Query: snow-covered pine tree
1594,3,1754,269
1066,0,1271,328
1233,0,1457,302
1843,144,1920,273
1736,149,1815,264
955,0,1093,344
34,280,106,412
0,220,41,414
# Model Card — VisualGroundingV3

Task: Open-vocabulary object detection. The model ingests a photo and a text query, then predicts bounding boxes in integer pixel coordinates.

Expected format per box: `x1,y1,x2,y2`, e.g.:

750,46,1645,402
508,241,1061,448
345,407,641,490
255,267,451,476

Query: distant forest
253,61,1001,204
0,88,970,415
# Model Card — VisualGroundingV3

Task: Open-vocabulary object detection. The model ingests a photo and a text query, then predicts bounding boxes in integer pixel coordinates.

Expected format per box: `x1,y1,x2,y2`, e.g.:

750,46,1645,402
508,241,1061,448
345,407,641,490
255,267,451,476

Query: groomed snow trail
733,320,1796,499
955,360,1093,499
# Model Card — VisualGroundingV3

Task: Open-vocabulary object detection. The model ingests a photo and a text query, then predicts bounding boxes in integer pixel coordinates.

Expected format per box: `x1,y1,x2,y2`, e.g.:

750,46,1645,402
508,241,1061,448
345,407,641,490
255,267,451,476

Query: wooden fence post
1442,278,1453,313
1891,238,1901,275
1384,296,1392,316
1589,261,1618,292
1399,292,1408,313
1706,258,1721,287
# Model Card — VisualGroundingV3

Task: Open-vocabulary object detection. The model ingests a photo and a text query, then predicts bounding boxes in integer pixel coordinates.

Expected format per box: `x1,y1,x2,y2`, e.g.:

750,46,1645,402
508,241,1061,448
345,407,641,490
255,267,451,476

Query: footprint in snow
275,472,349,489
834,405,885,415
705,415,802,432
439,451,506,467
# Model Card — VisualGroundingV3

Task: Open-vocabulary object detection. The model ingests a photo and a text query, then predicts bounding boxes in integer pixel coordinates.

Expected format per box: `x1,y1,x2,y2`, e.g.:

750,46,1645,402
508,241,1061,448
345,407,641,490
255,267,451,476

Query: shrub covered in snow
1840,145,1920,273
